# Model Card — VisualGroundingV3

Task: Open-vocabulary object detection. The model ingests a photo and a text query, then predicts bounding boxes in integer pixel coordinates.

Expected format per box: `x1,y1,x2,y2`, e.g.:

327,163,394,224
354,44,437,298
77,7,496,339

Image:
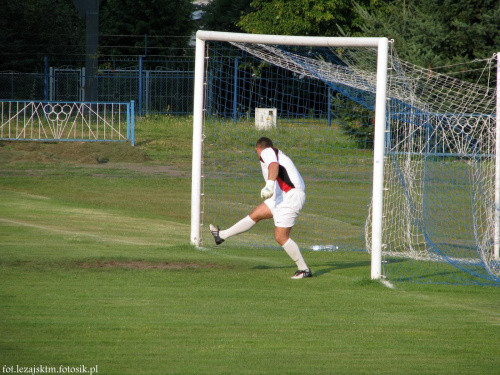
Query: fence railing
0,100,135,145
0,60,195,116
0,57,333,119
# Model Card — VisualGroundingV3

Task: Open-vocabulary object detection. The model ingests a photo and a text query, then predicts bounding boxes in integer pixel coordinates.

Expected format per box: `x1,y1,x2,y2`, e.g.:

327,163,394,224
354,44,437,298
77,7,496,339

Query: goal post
191,31,500,286
495,52,500,261
190,31,389,280
371,37,389,279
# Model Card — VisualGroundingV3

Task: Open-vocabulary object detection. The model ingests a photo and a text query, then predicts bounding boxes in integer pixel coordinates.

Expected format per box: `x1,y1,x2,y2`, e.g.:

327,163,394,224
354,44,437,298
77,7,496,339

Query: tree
200,0,253,33
0,0,84,72
354,0,500,69
237,0,368,36
99,0,196,57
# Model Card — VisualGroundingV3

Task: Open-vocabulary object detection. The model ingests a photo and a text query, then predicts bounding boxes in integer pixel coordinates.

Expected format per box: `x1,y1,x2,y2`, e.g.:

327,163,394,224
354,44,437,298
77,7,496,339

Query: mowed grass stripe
0,189,189,247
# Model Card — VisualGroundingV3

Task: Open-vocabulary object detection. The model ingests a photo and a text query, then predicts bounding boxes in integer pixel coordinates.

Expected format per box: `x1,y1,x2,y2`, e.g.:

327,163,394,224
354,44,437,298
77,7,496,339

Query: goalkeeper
210,137,311,279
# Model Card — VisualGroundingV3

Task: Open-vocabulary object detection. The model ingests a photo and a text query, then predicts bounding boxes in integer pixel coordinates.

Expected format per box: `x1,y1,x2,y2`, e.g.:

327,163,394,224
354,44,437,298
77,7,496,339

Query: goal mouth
191,31,500,286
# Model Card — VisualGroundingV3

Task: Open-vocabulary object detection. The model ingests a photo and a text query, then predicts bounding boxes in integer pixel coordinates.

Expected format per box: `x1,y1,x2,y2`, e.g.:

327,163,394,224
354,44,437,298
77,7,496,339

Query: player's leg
209,202,272,244
273,226,291,246
274,226,311,278
273,189,311,279
249,201,274,222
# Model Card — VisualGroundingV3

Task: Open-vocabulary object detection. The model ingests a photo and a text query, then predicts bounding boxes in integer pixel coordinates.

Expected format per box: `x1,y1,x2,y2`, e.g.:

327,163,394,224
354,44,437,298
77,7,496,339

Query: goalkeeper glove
260,180,275,199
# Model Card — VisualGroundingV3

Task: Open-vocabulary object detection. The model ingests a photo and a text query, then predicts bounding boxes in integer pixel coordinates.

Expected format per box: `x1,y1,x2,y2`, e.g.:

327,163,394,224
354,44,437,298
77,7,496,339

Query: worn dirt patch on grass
90,162,190,177
0,141,149,164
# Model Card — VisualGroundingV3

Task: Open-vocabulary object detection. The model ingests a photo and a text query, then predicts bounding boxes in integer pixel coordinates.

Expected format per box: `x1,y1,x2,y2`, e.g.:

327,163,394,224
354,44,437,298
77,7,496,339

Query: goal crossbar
195,30,384,48
191,31,389,280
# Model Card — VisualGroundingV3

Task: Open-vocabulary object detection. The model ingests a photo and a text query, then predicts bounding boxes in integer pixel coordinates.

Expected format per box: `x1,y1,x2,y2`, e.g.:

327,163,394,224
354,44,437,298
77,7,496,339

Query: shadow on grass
252,260,371,277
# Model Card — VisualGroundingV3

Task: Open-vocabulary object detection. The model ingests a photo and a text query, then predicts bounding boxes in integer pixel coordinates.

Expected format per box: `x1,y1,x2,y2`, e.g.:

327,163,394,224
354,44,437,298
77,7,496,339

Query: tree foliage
200,0,253,33
0,0,84,71
237,0,367,36
234,0,499,68
354,0,500,68
0,0,197,71
99,0,196,57
1,0,498,74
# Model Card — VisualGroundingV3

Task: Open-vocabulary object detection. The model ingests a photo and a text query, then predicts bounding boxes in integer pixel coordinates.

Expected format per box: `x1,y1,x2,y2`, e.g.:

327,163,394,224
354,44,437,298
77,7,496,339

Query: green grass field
1,116,499,375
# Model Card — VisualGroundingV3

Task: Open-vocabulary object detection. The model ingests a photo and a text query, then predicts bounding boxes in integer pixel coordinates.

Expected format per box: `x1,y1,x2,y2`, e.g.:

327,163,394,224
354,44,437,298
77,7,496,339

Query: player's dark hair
256,137,273,149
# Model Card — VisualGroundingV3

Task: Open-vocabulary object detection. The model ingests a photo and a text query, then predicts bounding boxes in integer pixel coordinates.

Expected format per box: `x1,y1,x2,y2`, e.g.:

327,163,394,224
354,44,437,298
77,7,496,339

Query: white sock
219,215,256,240
283,238,308,270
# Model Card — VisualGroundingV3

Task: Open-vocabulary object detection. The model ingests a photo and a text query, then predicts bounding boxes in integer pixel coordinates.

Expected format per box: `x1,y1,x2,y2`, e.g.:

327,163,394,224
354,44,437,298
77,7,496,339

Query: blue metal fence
0,100,135,145
0,56,334,120
0,58,195,117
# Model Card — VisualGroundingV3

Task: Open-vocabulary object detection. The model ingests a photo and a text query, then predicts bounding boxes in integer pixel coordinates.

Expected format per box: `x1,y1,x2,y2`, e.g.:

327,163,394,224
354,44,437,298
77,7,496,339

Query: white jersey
259,147,305,194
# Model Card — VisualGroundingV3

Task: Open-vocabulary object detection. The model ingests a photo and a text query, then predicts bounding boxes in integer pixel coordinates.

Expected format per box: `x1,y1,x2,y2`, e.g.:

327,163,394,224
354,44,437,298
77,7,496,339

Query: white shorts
264,188,306,228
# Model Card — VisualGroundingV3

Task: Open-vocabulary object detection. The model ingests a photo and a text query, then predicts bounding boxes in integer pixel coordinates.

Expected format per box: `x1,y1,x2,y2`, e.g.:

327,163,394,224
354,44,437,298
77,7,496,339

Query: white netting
200,39,499,285
375,52,498,284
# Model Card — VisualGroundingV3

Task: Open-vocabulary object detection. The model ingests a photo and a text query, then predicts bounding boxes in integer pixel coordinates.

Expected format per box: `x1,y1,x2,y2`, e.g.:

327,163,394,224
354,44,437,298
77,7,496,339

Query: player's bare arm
267,162,279,181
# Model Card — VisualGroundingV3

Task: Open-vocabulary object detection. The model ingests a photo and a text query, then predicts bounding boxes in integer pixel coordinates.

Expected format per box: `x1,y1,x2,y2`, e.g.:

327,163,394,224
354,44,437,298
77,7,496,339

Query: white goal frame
190,31,389,280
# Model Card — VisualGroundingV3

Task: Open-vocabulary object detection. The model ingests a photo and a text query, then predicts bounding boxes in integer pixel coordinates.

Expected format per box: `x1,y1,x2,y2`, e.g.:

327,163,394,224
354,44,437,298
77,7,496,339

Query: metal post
138,56,143,117
327,88,332,127
49,67,55,101
130,100,135,146
85,9,99,102
80,67,85,102
44,56,49,101
370,38,389,279
494,53,500,260
233,57,239,123
190,35,206,246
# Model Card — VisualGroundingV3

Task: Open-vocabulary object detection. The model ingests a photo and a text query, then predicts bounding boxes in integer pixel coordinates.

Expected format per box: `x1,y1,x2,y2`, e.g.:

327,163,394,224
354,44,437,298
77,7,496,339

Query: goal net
367,55,500,285
191,31,500,286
